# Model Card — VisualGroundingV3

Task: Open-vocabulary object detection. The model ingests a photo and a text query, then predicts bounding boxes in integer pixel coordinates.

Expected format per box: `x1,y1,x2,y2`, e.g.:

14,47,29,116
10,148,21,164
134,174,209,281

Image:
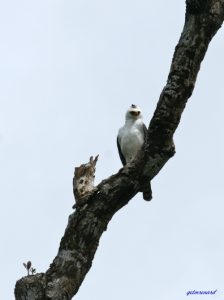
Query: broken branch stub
73,155,99,208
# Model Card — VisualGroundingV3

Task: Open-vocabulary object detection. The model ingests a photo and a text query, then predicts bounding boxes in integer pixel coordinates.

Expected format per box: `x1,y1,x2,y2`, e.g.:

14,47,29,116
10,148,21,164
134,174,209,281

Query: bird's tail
142,181,152,201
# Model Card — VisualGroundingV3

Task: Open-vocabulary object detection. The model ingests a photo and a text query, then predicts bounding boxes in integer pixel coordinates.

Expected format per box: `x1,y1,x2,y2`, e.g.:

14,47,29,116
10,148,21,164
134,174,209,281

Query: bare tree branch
15,1,224,299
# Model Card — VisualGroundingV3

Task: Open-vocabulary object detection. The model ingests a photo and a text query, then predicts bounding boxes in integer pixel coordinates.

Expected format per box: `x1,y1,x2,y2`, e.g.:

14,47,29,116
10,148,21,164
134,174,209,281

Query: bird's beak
130,110,140,116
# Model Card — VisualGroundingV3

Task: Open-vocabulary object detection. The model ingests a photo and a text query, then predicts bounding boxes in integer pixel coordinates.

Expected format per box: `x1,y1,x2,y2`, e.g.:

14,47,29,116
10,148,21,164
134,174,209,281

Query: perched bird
117,104,147,165
117,104,152,200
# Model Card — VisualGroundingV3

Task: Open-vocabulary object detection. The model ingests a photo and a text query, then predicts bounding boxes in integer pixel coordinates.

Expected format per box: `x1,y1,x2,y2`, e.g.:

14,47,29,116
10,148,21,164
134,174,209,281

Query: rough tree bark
15,1,224,299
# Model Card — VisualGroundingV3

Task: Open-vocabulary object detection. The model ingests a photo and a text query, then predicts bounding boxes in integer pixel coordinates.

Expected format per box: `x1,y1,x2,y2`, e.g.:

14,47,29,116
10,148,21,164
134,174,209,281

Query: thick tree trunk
15,1,224,299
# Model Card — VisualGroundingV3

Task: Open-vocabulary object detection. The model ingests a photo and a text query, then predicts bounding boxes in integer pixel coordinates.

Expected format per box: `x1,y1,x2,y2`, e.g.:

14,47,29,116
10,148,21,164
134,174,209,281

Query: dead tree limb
73,155,99,208
15,1,224,299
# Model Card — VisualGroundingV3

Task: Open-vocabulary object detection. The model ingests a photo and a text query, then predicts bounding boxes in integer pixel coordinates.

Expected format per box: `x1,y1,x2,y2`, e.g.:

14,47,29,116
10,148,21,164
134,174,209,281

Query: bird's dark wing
142,123,148,142
117,137,126,165
141,123,152,201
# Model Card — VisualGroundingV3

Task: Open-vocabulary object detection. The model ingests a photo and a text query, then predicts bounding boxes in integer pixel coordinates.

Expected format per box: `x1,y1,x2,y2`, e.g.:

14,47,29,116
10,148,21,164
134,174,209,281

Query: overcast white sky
1,1,224,299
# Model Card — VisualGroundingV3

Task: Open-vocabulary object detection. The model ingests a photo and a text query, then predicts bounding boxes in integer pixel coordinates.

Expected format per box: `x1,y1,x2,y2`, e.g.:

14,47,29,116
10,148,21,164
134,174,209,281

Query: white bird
117,104,152,200
117,104,147,165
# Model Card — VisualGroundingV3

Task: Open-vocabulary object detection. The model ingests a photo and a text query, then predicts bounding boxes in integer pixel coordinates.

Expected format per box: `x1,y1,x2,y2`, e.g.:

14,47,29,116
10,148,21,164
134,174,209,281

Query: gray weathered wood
73,155,99,208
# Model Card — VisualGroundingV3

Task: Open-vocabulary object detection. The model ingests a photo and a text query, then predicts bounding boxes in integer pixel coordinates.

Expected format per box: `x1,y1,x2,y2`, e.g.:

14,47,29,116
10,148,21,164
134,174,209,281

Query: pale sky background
0,1,224,299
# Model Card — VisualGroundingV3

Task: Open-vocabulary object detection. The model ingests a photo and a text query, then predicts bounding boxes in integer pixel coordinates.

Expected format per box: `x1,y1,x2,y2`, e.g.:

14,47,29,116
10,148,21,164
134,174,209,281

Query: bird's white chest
118,123,144,162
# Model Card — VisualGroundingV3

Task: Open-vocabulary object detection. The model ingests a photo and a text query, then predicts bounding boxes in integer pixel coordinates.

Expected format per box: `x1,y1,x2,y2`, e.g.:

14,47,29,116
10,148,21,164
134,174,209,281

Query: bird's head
125,104,143,120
